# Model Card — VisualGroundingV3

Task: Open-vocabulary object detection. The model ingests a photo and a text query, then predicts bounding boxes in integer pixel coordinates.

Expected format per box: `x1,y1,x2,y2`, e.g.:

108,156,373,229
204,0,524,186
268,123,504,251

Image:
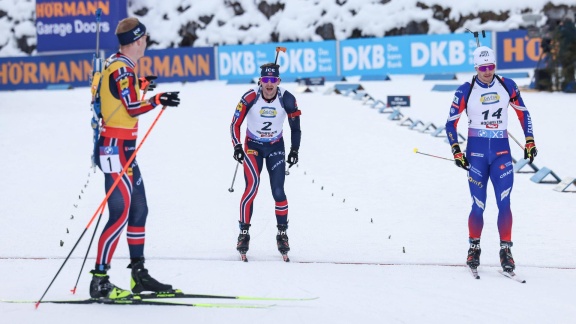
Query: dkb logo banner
340,32,493,75
36,0,127,52
218,41,338,81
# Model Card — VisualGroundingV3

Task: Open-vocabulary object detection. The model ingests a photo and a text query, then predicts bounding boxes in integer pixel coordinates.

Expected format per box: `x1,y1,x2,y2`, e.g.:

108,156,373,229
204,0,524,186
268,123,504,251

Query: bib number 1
99,146,122,173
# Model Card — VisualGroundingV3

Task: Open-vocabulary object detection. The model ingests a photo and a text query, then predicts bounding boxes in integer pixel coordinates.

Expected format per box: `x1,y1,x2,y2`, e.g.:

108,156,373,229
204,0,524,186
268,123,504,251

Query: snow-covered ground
0,73,575,323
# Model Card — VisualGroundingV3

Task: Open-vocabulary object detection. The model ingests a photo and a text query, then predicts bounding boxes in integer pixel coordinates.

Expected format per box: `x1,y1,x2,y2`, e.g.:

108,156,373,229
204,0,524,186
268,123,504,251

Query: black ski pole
228,162,240,192
69,203,104,294
274,46,286,65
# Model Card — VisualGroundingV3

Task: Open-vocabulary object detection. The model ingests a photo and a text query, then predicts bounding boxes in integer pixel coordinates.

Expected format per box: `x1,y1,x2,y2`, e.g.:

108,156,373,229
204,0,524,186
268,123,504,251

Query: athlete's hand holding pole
451,144,470,170
229,145,244,192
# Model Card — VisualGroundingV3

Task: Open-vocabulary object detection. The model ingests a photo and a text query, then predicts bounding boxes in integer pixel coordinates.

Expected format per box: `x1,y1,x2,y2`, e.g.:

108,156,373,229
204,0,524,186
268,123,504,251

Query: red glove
139,75,157,92
524,139,537,163
452,144,470,170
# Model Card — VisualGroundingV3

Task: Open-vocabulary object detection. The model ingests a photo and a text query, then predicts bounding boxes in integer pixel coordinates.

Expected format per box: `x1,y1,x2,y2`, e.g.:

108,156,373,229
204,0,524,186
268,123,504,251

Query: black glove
149,91,180,107
287,149,299,168
452,145,470,170
524,139,537,163
234,144,245,163
139,75,157,92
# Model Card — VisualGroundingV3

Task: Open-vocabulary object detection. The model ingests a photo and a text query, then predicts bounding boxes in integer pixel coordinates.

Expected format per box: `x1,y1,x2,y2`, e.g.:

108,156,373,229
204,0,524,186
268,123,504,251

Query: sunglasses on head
261,76,279,83
478,64,496,72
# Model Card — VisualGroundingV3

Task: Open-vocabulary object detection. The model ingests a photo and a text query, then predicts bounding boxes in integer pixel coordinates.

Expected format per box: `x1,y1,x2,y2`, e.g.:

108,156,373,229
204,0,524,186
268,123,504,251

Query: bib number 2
99,146,122,173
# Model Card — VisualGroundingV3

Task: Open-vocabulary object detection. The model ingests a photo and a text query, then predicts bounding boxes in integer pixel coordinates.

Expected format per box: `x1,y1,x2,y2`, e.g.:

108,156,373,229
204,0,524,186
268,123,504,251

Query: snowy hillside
1,0,575,56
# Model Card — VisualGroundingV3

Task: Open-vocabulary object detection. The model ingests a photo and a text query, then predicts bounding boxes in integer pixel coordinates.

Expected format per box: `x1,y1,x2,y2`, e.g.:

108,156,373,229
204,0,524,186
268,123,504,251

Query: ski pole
36,106,167,308
274,46,286,65
69,202,105,294
228,162,240,193
413,148,454,161
508,132,525,150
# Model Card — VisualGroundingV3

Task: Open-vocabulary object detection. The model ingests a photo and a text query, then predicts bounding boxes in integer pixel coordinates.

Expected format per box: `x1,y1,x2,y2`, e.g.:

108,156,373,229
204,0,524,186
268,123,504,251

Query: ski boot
466,238,481,279
276,224,290,262
129,257,173,294
466,238,481,269
499,241,515,273
89,268,132,300
237,222,251,262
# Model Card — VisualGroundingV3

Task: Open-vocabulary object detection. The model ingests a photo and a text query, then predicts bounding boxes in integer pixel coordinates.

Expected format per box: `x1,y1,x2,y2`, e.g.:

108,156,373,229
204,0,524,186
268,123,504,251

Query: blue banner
36,0,127,52
0,47,215,91
218,41,338,81
495,30,542,69
114,47,216,83
0,53,92,90
340,32,492,75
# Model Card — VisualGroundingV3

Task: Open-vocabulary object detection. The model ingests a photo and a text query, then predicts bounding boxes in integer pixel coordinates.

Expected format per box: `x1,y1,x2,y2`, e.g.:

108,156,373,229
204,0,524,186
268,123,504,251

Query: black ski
1,297,272,308
136,289,318,301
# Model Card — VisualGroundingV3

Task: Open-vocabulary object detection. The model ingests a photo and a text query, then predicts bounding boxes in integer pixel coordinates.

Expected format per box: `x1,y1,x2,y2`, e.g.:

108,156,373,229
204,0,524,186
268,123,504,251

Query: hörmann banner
36,0,127,52
0,47,215,91
218,41,338,81
113,47,216,83
495,29,542,69
340,32,492,76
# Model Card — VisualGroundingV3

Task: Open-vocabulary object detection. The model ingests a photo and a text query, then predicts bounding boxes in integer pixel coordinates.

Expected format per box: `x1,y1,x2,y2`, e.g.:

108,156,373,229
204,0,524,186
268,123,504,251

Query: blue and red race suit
445,75,535,241
230,86,301,225
94,53,158,269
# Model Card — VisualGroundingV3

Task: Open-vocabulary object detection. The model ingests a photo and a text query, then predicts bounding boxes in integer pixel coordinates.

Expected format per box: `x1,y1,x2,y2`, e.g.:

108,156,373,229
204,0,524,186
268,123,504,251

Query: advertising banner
0,47,215,91
495,29,543,69
36,0,127,52
0,53,93,90
340,32,492,75
118,47,216,84
218,41,337,81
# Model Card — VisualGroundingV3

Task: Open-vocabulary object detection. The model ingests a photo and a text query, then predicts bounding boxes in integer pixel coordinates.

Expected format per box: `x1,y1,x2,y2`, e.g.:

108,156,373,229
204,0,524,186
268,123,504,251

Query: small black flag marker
355,208,358,211
321,186,323,190
371,218,373,223
60,240,64,247
343,199,345,203
66,228,69,233
70,215,74,219
402,247,405,253
388,235,391,239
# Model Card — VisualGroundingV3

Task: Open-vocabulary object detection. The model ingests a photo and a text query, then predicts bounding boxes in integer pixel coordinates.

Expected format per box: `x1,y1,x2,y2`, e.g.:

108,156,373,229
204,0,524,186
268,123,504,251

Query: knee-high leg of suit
490,155,514,241
467,155,490,239
127,161,148,259
240,149,263,224
266,147,288,225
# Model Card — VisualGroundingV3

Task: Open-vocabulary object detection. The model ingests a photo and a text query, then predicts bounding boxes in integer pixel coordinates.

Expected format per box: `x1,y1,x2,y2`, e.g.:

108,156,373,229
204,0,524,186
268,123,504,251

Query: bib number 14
99,146,122,173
